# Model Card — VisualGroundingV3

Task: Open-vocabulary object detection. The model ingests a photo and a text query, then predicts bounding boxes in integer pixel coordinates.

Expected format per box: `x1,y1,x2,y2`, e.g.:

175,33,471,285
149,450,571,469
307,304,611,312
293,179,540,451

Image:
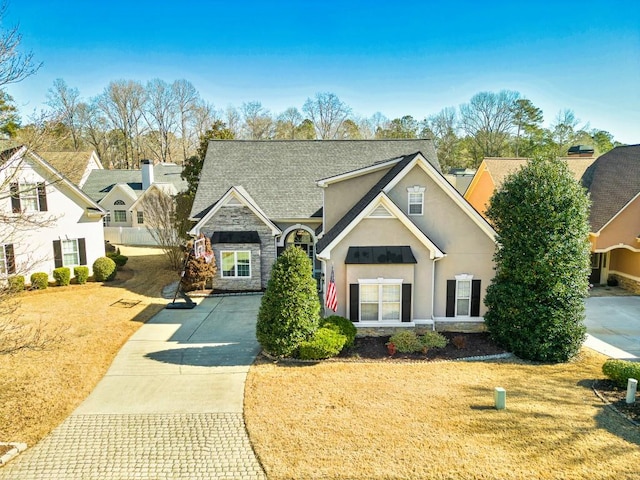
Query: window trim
357,278,403,322
407,186,425,216
455,274,473,317
61,239,80,267
0,244,15,276
221,250,251,278
136,211,144,224
103,212,111,226
113,210,127,222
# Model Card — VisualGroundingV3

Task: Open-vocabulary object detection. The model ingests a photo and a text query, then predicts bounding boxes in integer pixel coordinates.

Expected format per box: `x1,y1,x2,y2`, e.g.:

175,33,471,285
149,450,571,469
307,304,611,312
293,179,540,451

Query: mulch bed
337,332,508,361
592,379,640,424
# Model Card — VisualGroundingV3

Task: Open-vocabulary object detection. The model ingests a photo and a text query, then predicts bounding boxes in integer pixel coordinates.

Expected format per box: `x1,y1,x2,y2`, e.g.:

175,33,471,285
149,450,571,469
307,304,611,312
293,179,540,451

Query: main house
0,146,106,282
83,160,187,245
190,140,496,331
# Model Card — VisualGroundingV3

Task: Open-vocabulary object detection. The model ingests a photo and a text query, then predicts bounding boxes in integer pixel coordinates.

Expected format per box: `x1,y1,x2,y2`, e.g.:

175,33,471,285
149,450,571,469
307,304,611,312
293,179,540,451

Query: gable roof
581,144,640,232
82,163,186,202
129,183,179,211
39,151,103,187
482,157,596,190
190,140,440,220
317,152,496,258
2,146,105,214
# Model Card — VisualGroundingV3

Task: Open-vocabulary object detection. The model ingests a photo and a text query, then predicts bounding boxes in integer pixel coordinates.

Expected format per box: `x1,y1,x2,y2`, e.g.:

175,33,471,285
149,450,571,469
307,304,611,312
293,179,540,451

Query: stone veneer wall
200,205,276,290
610,273,640,294
355,322,485,337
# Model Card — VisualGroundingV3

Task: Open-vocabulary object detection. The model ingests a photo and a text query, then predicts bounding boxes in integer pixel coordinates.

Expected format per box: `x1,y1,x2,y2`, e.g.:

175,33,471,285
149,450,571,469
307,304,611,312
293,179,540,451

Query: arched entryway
277,224,320,287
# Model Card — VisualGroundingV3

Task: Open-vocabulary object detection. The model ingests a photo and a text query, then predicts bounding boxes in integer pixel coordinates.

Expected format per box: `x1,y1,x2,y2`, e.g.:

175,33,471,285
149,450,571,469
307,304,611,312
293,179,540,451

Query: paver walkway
0,295,266,479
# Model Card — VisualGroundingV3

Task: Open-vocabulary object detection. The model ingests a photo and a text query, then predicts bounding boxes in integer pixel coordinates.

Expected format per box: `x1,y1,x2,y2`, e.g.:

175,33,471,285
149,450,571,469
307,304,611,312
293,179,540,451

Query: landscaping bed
593,379,640,424
337,332,508,361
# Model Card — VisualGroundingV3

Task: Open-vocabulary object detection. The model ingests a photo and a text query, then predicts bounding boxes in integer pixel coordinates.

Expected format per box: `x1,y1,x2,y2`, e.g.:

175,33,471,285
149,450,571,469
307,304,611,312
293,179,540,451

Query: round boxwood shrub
602,359,640,388
30,272,49,290
420,331,449,350
7,275,25,292
93,256,117,282
53,267,71,286
322,315,357,348
388,330,423,353
257,246,320,357
107,251,129,268
74,266,89,285
298,327,346,360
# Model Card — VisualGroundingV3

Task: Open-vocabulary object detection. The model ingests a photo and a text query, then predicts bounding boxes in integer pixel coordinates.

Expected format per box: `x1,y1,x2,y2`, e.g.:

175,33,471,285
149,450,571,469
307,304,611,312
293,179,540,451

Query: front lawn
245,349,640,480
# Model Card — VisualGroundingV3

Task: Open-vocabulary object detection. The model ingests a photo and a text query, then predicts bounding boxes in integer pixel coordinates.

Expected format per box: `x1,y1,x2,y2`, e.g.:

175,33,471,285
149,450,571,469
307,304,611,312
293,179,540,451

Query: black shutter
349,283,359,322
5,244,15,274
446,280,456,317
10,183,20,213
53,240,63,268
401,284,412,322
78,238,87,265
37,183,48,211
471,279,481,317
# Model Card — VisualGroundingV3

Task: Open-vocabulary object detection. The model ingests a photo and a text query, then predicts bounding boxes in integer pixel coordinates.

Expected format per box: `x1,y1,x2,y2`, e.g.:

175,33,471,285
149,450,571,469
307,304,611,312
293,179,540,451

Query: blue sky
5,0,639,143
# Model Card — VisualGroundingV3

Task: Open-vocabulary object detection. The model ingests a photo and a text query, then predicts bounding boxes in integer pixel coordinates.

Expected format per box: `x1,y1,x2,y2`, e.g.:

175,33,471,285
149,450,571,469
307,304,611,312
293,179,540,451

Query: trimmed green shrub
30,272,49,290
53,267,71,286
420,331,449,351
74,266,89,284
298,327,346,360
322,315,357,348
257,246,321,357
93,256,117,282
107,251,128,268
602,359,640,388
389,330,423,353
7,275,25,292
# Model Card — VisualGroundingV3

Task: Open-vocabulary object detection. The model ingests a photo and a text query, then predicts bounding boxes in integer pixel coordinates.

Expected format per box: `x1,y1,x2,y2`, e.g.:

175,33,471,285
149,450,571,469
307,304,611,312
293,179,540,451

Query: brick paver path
0,414,265,480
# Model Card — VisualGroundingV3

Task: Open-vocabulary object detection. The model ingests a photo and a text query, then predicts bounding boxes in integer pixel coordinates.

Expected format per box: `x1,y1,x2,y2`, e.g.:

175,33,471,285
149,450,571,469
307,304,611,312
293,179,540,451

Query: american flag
325,267,337,312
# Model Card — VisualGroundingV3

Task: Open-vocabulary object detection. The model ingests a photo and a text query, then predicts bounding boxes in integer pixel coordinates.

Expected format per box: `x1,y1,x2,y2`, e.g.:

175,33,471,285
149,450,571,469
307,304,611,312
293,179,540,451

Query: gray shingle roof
581,144,640,232
82,164,186,202
191,140,440,220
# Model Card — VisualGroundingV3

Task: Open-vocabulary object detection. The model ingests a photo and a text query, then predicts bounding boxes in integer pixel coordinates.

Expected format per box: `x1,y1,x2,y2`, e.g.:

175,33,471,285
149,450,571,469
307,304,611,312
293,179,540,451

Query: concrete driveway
585,295,640,359
0,295,266,480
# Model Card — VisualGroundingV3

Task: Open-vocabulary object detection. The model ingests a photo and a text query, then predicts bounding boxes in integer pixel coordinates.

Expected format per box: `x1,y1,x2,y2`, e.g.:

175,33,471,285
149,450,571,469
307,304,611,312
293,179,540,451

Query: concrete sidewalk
585,296,640,359
0,295,266,479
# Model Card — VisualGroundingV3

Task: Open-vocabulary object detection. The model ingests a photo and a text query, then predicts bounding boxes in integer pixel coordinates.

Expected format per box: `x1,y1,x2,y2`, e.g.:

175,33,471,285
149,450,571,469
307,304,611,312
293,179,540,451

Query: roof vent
567,145,595,157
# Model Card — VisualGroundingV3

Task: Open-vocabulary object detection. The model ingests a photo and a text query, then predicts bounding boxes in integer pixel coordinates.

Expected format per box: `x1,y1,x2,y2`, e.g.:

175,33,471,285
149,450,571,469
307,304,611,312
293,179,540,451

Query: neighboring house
190,140,497,331
39,151,104,188
582,144,640,291
83,160,187,245
444,168,476,195
464,156,596,218
0,146,106,282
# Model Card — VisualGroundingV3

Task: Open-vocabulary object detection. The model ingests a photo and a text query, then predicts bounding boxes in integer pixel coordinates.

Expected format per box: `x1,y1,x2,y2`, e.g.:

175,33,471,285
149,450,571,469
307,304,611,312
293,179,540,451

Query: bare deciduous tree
275,107,303,139
0,2,42,87
142,78,178,164
241,101,274,139
173,79,200,162
139,187,183,269
46,78,82,150
302,92,352,139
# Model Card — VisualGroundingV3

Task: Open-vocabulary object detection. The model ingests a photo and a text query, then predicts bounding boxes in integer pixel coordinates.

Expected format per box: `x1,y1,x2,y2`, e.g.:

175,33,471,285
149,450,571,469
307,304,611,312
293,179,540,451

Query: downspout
431,255,445,323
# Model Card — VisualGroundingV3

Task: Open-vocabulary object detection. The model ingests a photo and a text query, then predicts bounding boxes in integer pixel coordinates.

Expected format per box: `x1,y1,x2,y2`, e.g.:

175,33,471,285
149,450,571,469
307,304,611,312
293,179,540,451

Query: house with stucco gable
190,140,496,331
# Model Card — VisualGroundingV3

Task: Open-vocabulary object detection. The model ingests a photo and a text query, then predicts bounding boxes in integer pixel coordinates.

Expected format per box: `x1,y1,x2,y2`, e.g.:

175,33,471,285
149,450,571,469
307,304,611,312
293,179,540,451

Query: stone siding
610,273,640,295
201,205,276,290
355,321,485,337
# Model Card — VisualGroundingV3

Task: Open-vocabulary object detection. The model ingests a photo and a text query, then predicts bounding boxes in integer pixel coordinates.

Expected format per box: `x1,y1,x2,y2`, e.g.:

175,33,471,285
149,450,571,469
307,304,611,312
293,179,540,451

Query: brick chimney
141,160,154,190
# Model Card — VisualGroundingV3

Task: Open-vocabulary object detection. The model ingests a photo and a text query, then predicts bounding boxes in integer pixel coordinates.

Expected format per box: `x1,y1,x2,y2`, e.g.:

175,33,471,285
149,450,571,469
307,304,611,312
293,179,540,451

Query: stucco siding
323,168,390,231
199,204,276,289
463,163,494,218
594,195,640,250
610,249,640,278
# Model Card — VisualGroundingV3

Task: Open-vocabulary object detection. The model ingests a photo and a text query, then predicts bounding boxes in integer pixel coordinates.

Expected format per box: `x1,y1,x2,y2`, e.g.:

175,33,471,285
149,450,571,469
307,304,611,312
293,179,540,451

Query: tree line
4,82,621,172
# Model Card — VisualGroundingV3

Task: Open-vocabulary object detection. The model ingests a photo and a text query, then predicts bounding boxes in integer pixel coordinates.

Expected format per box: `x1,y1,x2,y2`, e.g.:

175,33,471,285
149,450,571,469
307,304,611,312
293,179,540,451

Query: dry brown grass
0,246,177,446
245,349,640,480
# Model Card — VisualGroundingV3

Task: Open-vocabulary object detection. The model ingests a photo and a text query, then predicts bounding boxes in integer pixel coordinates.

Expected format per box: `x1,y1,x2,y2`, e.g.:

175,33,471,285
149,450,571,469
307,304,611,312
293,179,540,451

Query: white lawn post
626,378,637,404
494,387,506,410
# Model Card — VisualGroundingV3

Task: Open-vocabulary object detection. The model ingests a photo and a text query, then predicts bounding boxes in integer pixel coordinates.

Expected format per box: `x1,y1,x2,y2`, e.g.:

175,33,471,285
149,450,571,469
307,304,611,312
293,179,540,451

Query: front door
590,253,602,285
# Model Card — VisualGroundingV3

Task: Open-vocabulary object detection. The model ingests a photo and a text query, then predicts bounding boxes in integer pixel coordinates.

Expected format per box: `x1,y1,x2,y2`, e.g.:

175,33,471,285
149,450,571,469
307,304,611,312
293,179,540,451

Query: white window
407,186,425,215
113,210,127,222
359,279,402,322
137,211,144,224
0,244,11,275
62,239,80,266
20,183,40,211
114,200,126,206
103,213,111,226
221,251,251,278
455,274,473,317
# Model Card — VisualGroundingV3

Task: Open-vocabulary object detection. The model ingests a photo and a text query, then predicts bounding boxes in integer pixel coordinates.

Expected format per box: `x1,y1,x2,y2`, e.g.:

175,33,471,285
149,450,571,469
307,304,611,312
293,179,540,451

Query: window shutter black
78,238,87,265
349,283,359,322
401,284,412,322
471,279,481,317
53,240,63,268
37,183,48,211
446,280,456,317
5,244,15,274
10,183,20,213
